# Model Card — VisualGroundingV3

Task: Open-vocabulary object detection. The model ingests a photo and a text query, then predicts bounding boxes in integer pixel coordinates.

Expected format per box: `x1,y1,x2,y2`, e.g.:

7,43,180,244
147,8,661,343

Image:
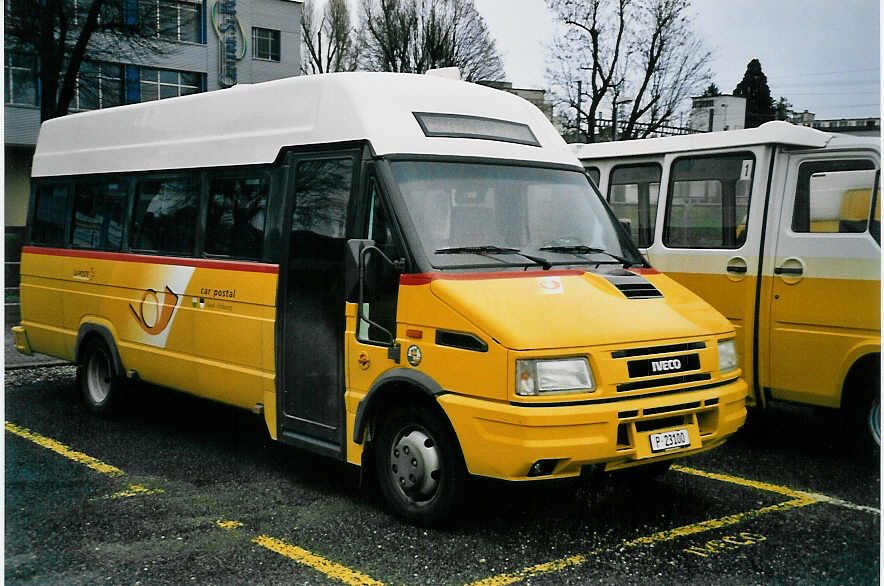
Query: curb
5,361,72,371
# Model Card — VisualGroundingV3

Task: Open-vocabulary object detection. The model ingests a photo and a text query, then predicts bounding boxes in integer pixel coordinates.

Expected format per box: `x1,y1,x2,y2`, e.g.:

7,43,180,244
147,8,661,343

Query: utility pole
575,80,583,142
612,96,633,141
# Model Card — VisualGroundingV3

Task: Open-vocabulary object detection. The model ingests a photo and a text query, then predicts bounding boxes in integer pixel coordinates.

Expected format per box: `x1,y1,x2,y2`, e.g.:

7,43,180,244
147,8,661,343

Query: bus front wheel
374,404,465,526
78,339,123,415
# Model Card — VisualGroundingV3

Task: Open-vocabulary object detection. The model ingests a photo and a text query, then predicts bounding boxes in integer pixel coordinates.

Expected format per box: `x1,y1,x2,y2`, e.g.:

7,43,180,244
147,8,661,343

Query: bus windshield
390,161,643,269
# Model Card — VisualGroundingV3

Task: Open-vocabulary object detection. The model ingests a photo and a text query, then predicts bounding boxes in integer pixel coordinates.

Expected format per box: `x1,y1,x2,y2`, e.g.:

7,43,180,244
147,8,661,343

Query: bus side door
646,148,766,404
765,154,879,407
278,150,360,457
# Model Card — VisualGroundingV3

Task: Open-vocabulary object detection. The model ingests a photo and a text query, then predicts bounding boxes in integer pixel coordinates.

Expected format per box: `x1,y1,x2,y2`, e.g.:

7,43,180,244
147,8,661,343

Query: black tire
373,403,465,526
77,339,124,415
844,363,880,460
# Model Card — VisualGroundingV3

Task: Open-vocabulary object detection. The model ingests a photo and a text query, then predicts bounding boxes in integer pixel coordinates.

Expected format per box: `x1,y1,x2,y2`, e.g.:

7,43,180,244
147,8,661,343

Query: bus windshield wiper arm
435,246,552,269
538,245,635,268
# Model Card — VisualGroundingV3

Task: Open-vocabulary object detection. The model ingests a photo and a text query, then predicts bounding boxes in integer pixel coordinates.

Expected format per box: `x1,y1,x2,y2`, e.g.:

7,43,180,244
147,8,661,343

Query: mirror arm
356,245,399,358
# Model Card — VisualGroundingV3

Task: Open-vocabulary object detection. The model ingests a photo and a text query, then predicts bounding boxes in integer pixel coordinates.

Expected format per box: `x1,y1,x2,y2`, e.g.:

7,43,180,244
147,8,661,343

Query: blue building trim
124,65,141,104
201,0,209,44
123,0,139,27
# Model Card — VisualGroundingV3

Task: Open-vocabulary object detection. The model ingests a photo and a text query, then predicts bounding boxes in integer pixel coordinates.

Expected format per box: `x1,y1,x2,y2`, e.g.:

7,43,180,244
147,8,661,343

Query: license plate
649,428,691,453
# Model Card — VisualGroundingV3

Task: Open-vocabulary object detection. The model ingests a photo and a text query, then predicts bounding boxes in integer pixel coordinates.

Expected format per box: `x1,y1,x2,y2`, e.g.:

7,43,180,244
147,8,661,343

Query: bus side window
791,159,876,233
358,180,403,344
131,175,199,254
664,153,754,249
71,180,127,251
608,164,660,248
31,184,69,246
205,175,269,259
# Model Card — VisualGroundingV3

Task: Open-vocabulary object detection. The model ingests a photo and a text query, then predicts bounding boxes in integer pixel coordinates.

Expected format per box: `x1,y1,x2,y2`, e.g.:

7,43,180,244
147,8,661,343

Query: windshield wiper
538,245,635,268
435,245,552,269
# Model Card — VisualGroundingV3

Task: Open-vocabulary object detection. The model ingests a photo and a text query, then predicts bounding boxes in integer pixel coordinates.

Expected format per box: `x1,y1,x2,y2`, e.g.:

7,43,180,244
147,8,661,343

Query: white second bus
574,122,880,453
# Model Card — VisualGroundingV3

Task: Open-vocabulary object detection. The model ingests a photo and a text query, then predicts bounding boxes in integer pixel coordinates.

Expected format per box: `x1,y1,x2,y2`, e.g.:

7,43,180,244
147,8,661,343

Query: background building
5,0,303,252
478,81,555,128
811,117,881,136
688,94,746,133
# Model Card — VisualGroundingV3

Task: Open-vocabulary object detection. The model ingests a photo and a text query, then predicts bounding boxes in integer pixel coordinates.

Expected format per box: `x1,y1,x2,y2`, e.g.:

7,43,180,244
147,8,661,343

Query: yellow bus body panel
344,270,747,477
20,248,279,435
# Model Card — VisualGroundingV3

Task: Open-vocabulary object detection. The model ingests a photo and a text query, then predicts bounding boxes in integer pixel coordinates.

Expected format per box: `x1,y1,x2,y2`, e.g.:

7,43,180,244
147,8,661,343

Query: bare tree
546,0,630,142
546,0,710,141
301,0,359,74
357,0,505,82
6,0,188,121
619,0,711,139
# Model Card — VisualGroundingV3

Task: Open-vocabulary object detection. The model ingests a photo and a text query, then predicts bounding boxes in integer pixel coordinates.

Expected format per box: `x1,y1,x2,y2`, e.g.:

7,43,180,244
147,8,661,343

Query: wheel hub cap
391,430,439,500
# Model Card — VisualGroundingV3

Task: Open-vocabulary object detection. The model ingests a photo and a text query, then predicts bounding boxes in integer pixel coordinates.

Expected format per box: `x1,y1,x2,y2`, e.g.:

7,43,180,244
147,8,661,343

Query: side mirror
344,238,403,349
618,218,633,235
345,239,372,303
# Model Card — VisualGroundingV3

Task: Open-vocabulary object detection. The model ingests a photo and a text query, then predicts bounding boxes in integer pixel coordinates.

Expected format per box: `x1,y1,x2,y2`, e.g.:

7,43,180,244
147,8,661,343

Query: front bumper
438,377,747,480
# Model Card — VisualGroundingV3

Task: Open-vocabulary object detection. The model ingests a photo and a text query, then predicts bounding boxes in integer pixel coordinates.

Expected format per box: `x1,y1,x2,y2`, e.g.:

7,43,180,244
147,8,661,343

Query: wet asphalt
4,361,880,585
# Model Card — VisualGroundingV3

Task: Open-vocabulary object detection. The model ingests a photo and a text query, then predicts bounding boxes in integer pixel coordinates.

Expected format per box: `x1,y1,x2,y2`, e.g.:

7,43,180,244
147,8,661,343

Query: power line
766,67,880,79
785,91,880,96
774,79,880,88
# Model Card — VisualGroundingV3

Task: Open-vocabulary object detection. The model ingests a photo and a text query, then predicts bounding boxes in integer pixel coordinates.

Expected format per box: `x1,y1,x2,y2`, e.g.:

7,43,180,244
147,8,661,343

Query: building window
140,67,202,101
141,0,201,43
5,53,38,106
73,62,123,110
252,27,280,61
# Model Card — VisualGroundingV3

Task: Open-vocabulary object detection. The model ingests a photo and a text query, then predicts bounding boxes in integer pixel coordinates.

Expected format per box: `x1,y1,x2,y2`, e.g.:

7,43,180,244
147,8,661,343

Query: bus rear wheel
374,404,464,526
845,361,880,459
78,340,123,415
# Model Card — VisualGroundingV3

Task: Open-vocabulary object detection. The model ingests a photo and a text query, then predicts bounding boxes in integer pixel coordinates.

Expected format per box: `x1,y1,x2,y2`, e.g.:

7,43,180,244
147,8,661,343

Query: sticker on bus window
741,160,754,181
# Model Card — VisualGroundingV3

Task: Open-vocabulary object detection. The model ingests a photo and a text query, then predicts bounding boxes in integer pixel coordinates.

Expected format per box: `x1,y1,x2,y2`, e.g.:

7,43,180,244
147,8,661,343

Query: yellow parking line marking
796,491,880,515
216,520,244,530
98,484,165,500
467,554,591,586
671,464,806,498
623,497,813,546
252,535,384,586
5,421,124,477
467,465,836,586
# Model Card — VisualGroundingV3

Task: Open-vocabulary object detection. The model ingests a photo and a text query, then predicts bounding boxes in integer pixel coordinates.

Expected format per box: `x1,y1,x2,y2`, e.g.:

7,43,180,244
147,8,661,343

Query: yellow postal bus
14,73,747,523
574,122,880,452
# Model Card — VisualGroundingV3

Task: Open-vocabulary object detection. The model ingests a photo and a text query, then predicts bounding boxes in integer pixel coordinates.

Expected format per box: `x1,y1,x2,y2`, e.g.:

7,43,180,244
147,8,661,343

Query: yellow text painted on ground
252,534,384,586
5,421,124,477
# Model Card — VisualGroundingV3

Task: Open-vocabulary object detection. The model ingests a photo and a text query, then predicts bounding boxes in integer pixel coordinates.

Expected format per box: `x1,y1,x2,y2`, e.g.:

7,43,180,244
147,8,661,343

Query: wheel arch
840,350,881,409
75,322,125,378
353,368,450,446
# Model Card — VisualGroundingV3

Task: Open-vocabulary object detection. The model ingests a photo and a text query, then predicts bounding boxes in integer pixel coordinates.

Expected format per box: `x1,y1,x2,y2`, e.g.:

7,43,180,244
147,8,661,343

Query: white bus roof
571,121,880,161
33,72,580,178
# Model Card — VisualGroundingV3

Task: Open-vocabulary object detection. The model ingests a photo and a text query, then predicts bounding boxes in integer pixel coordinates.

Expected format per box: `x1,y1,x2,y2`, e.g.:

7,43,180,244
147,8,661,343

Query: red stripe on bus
628,267,660,275
21,246,280,274
400,269,587,285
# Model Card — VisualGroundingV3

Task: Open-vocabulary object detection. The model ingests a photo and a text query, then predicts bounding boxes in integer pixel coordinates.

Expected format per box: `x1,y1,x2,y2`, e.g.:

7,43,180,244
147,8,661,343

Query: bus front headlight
516,358,594,396
718,340,738,374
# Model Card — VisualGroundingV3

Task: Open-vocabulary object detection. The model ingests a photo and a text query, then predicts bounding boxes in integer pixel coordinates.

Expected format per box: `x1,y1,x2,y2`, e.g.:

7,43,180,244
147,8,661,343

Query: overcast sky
473,0,881,120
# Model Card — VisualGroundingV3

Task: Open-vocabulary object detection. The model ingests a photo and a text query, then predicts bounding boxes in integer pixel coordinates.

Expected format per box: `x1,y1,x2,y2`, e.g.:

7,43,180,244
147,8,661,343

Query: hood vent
597,270,663,299
615,281,663,299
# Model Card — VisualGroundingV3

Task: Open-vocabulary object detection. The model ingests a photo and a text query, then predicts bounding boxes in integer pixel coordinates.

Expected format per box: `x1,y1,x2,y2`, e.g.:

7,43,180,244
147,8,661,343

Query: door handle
774,266,803,276
726,264,747,274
